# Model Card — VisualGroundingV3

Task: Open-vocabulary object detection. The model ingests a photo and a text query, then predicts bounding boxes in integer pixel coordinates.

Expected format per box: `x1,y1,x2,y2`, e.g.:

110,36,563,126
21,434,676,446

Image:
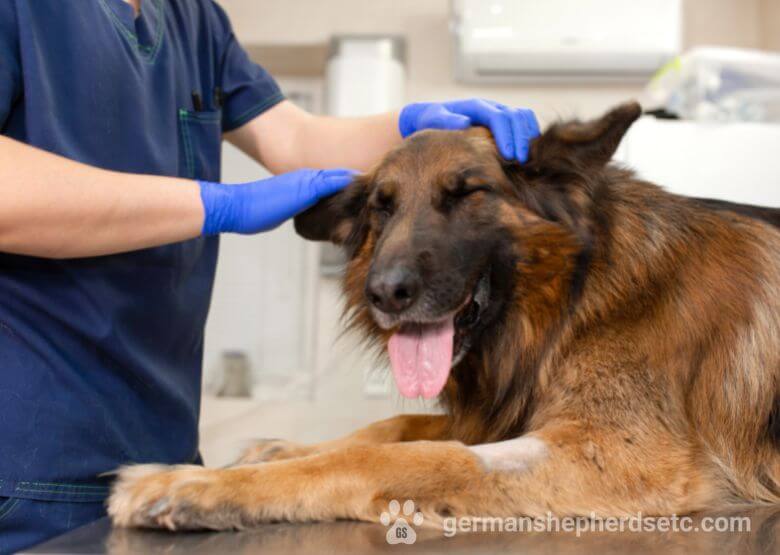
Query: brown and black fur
108,102,780,530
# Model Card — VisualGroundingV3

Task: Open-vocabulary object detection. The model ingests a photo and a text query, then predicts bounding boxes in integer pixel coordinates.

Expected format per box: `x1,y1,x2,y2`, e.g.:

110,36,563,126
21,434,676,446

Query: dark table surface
21,508,780,555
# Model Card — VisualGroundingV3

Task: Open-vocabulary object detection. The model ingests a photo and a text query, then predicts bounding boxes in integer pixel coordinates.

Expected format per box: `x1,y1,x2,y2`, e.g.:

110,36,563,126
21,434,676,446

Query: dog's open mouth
386,271,490,399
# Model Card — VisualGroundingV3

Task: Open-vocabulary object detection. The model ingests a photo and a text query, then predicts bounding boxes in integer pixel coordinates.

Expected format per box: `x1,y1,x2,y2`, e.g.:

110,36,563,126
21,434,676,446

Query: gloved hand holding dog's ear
198,169,358,235
399,99,540,163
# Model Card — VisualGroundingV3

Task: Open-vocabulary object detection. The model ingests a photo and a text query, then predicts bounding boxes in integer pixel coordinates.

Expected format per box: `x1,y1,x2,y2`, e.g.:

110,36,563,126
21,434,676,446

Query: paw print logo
380,499,424,545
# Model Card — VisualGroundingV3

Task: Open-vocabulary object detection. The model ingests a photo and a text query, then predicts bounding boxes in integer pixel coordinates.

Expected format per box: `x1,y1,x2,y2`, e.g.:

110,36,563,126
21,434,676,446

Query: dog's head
295,102,641,399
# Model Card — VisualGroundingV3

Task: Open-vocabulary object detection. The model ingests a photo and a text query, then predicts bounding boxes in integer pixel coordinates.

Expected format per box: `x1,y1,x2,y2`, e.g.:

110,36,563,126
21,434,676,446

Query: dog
108,102,780,530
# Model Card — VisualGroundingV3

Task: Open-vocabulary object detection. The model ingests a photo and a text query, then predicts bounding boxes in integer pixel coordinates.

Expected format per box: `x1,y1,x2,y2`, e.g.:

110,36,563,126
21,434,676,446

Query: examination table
22,506,780,555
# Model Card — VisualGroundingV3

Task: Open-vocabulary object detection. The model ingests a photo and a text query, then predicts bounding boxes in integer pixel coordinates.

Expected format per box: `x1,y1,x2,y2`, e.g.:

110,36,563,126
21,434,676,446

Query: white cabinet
616,117,780,206
203,81,322,401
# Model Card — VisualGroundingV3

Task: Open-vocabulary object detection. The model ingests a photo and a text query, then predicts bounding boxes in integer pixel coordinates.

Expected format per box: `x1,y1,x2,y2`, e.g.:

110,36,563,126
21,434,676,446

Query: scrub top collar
98,0,165,58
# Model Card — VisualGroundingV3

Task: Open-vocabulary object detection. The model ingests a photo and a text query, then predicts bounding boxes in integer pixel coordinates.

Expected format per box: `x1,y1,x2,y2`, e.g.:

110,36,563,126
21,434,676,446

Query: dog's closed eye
447,184,493,198
370,190,395,222
440,183,493,213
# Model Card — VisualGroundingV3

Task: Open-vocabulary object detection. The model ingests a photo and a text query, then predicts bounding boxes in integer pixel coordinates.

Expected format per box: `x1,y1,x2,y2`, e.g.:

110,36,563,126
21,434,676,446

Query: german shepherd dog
109,102,780,530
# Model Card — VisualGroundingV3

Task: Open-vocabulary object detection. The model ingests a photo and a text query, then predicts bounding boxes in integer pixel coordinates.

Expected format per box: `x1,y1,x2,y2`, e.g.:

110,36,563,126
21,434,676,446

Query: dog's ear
294,175,369,245
526,101,641,172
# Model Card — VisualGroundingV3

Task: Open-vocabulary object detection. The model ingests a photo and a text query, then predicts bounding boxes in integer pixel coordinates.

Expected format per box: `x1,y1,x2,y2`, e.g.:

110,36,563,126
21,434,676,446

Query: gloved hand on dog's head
399,98,540,163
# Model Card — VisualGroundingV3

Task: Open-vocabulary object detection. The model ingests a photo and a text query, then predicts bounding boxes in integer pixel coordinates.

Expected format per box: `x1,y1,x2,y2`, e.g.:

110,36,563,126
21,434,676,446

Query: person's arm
225,100,401,174
0,135,204,258
226,99,540,173
0,135,355,259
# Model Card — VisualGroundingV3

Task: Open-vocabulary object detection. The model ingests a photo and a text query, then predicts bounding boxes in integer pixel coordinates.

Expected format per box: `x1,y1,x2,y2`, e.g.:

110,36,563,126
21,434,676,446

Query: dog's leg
232,414,450,464
109,422,715,530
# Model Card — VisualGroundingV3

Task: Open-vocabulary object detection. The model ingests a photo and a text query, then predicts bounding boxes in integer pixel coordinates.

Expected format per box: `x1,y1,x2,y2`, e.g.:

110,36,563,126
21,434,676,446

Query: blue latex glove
199,168,357,235
399,99,540,162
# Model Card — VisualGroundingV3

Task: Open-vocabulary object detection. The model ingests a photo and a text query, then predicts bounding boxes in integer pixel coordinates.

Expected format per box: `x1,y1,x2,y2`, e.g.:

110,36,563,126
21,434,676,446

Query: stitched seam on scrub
14,481,109,498
97,0,165,63
14,488,105,497
0,498,20,522
224,92,285,132
0,320,18,339
18,481,108,491
179,111,222,179
97,0,163,55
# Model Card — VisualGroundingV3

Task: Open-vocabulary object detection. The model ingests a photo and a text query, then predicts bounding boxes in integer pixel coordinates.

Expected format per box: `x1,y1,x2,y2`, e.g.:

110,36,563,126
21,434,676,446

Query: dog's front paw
232,438,315,465
108,464,247,531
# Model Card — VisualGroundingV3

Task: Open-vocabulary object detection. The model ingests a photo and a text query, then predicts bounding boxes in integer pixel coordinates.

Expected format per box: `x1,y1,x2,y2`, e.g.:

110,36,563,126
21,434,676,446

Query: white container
645,47,780,122
326,35,406,117
321,36,406,275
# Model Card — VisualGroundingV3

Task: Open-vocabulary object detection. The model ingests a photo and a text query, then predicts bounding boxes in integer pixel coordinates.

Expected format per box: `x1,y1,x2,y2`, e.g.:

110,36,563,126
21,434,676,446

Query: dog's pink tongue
387,318,454,399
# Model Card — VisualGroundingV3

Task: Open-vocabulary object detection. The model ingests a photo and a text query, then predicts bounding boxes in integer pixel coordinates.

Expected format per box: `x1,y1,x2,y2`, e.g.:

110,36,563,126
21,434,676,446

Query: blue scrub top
0,0,284,501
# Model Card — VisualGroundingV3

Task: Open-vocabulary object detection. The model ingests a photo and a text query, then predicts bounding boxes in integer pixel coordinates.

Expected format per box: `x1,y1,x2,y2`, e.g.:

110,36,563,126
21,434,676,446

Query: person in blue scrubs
0,1,539,551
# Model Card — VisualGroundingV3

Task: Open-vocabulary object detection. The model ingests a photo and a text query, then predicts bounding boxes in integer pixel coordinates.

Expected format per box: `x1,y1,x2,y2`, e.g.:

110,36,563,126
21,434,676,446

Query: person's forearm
226,100,401,174
228,97,539,175
293,111,401,172
0,136,204,258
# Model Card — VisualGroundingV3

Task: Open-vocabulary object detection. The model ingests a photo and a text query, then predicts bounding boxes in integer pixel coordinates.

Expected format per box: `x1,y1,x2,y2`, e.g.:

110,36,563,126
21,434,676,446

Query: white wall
761,0,780,52
219,0,776,122
220,0,635,122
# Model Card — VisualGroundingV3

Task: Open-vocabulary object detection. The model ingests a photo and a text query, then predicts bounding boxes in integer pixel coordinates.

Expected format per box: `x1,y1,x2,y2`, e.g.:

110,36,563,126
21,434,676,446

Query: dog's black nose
366,265,420,314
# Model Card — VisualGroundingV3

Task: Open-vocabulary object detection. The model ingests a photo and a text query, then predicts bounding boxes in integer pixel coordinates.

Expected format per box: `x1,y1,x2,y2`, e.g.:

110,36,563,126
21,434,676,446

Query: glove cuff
198,180,235,236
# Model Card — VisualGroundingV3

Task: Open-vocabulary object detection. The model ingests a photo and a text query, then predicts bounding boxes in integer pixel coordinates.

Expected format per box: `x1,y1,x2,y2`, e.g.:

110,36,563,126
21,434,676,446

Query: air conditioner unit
452,0,682,83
